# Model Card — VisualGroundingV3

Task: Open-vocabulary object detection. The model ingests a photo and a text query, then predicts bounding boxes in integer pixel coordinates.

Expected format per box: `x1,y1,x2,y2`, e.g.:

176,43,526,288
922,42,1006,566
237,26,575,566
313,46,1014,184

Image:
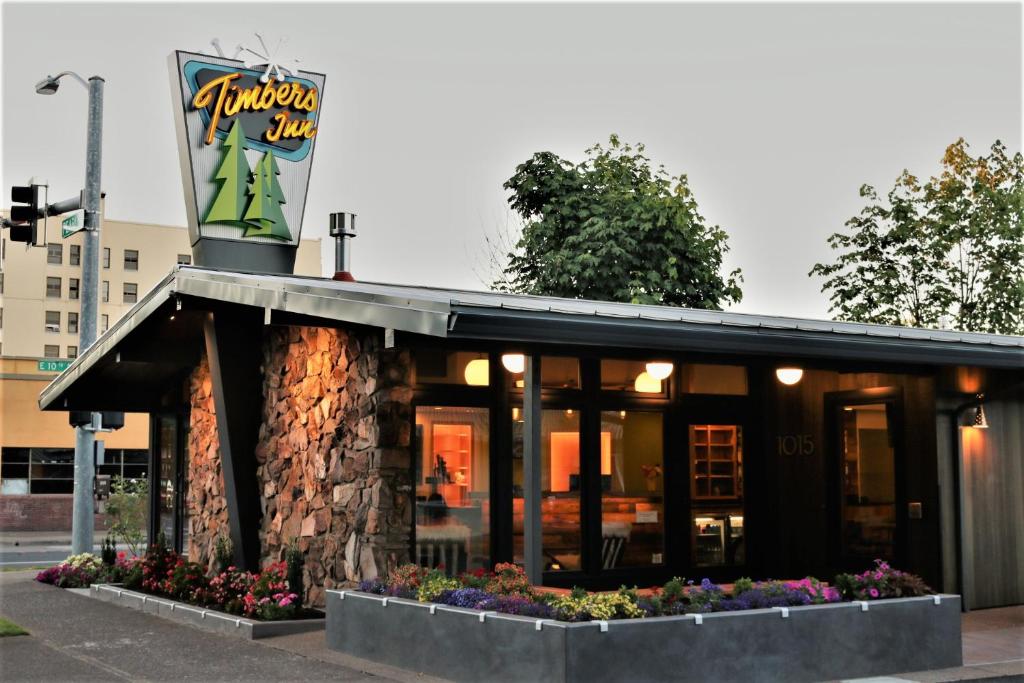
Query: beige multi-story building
0,207,321,522
0,207,322,358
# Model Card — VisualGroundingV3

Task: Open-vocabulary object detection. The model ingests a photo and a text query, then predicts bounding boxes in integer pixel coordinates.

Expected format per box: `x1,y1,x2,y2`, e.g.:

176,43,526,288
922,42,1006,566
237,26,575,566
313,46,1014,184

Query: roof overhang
39,266,1024,412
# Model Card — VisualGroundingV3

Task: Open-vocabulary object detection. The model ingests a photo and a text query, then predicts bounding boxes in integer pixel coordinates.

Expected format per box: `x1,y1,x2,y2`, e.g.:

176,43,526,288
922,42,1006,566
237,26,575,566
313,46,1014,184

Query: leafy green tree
499,135,742,308
244,151,291,240
105,477,148,557
811,139,1024,335
204,120,252,226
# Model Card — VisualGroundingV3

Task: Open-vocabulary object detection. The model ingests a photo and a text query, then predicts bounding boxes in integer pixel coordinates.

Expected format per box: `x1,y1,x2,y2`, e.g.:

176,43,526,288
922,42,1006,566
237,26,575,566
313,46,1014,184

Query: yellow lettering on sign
191,72,319,145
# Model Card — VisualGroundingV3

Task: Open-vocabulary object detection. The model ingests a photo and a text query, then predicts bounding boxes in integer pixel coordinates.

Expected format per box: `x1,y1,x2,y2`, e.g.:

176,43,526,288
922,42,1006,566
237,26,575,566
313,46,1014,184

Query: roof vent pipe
330,212,357,282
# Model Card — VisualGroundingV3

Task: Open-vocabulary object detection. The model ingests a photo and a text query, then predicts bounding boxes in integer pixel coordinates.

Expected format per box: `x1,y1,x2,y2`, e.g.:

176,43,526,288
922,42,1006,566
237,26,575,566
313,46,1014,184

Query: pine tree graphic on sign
243,151,291,240
203,119,252,227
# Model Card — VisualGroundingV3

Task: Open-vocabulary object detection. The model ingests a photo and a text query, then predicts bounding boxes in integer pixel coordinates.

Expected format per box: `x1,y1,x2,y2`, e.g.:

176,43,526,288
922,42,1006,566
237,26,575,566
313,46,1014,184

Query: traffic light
9,184,43,244
68,410,125,430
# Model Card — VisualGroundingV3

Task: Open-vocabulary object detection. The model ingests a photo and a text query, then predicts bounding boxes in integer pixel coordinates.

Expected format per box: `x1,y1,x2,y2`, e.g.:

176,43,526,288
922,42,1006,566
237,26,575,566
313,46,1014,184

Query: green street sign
61,209,86,238
37,359,72,372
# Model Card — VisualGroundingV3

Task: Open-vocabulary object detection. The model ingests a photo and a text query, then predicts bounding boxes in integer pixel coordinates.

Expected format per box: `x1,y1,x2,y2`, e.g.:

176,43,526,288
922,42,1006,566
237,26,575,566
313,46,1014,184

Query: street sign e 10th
61,209,86,238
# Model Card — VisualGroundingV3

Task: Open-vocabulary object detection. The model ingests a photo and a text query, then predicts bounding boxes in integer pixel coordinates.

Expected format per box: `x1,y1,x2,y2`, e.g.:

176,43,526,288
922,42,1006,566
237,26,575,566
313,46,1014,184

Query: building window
513,408,582,572
70,244,81,266
44,344,60,358
415,406,490,575
680,364,748,395
47,243,63,265
601,359,670,396
68,312,78,334
124,249,139,271
177,254,192,265
102,280,109,302
600,410,665,568
0,307,4,329
45,310,60,333
1,272,5,294
101,314,109,333
102,247,110,269
46,277,61,298
67,345,78,359
123,282,138,304
414,350,490,386
69,278,80,300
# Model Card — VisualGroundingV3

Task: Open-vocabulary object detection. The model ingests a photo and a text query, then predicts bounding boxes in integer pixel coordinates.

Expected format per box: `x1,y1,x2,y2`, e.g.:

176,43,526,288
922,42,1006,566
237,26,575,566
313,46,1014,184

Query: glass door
151,414,187,554
688,423,746,568
837,402,897,563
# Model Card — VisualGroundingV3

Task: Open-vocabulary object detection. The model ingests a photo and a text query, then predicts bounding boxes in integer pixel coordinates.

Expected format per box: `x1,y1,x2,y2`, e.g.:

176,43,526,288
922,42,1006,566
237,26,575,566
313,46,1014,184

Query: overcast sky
3,2,1020,319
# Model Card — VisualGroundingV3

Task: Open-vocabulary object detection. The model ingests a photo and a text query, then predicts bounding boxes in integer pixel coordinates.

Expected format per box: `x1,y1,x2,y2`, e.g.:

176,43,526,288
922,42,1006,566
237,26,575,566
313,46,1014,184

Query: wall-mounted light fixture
645,362,674,381
464,358,489,386
634,371,662,393
972,394,989,429
775,367,804,386
501,353,525,374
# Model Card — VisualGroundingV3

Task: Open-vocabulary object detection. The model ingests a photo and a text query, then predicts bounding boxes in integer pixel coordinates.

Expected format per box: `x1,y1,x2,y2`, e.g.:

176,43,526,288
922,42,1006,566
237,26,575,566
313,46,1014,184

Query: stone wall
186,357,230,565
185,325,413,608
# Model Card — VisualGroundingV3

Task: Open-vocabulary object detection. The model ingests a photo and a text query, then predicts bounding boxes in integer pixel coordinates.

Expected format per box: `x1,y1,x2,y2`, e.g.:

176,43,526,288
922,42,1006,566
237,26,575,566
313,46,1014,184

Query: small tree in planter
285,539,305,607
105,477,148,557
214,533,233,574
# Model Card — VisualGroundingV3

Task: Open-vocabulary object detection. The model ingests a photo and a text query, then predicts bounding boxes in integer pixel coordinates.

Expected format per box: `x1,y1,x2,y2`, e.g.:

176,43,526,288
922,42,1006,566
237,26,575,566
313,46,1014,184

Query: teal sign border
183,60,317,163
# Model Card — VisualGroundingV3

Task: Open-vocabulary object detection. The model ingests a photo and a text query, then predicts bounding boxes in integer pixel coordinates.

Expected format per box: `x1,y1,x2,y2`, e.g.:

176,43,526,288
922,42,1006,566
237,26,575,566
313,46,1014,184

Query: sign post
168,45,325,274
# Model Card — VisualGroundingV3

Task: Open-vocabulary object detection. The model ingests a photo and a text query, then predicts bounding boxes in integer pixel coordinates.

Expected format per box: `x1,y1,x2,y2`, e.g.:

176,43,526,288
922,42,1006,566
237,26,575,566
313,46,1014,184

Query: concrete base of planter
89,584,324,640
326,590,962,683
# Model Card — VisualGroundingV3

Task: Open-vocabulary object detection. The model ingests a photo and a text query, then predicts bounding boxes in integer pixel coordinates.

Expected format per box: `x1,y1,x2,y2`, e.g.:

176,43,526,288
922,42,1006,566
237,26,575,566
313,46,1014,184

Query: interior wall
960,388,1024,609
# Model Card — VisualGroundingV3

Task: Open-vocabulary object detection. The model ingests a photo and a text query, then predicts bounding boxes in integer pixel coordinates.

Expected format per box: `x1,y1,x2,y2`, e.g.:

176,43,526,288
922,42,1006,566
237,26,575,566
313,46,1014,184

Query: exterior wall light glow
973,394,989,429
775,367,804,386
645,362,674,381
634,371,662,393
464,358,489,386
501,354,525,374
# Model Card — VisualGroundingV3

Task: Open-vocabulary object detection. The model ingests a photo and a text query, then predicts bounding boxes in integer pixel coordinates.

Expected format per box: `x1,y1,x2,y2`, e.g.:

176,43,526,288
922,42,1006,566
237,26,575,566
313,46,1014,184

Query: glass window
123,282,138,304
46,243,62,265
30,448,75,494
681,364,748,395
124,249,139,271
67,345,78,359
43,344,60,358
44,310,60,333
690,424,744,567
601,411,665,568
0,272,4,294
70,244,81,266
102,280,109,302
177,254,192,265
46,277,61,298
503,356,582,390
414,349,490,386
0,308,3,329
68,312,78,334
101,314,109,333
414,406,490,574
0,447,30,494
513,408,582,572
601,359,670,396
69,278,80,300
102,247,110,269
840,403,896,560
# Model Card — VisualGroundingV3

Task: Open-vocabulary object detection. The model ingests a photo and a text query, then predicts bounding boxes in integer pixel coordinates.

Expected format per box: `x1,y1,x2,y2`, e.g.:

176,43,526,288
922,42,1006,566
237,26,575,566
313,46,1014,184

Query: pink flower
869,588,879,598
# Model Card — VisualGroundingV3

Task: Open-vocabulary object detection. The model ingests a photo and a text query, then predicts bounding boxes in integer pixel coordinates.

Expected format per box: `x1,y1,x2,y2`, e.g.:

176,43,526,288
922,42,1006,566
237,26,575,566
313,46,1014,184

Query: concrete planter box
89,584,324,640
326,590,962,682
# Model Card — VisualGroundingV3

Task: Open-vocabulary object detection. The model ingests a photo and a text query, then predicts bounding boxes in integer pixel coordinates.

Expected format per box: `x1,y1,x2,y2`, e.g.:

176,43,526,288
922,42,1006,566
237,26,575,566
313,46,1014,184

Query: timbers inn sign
169,46,325,273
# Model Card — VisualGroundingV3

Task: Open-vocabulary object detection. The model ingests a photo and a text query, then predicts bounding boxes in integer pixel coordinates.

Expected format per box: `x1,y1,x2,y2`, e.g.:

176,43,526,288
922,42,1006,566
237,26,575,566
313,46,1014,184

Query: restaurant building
38,266,1024,610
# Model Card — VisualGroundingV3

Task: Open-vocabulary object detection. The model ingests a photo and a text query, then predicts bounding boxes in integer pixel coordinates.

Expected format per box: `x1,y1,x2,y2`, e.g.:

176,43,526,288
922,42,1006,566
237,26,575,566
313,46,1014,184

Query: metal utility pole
36,71,104,555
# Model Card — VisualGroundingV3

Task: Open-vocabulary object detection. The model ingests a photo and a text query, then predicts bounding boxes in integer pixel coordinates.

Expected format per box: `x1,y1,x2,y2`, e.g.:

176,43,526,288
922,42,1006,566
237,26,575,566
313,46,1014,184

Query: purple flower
438,588,492,609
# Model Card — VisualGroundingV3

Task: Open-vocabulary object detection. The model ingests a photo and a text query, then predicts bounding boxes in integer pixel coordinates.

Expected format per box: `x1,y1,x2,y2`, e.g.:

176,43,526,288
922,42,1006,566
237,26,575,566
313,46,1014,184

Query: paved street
0,531,121,569
0,570,435,682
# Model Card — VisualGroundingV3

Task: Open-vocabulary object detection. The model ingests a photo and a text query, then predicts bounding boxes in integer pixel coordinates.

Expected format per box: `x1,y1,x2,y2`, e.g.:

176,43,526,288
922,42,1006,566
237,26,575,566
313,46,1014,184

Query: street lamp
36,69,105,556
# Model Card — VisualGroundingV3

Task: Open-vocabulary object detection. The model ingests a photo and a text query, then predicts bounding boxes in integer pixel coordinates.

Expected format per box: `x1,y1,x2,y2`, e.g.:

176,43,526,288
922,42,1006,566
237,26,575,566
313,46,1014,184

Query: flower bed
328,561,962,682
355,560,929,621
36,542,312,623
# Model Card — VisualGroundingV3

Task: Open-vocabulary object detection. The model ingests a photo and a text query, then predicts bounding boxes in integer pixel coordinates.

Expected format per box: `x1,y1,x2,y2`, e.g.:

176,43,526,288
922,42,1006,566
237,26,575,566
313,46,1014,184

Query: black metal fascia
447,308,1024,369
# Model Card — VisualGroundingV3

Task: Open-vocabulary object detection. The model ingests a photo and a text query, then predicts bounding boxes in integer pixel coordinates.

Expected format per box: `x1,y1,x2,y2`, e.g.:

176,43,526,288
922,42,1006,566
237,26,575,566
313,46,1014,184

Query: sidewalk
0,570,436,682
0,530,107,549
